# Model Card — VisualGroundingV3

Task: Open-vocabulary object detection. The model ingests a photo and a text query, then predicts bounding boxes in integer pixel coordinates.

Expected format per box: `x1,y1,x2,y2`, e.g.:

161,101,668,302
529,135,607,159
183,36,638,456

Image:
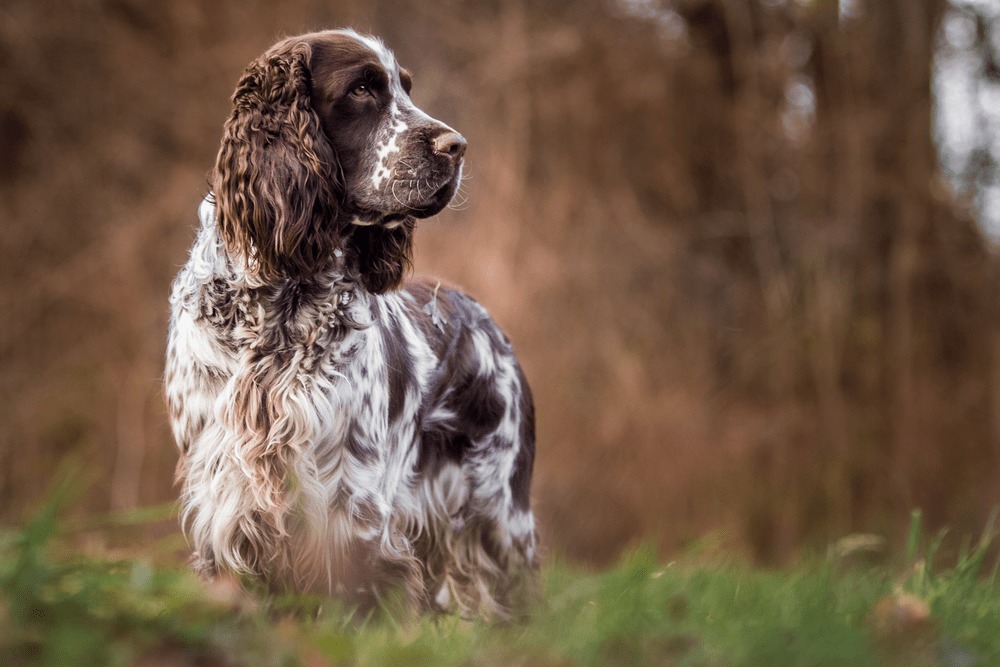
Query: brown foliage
1,0,997,564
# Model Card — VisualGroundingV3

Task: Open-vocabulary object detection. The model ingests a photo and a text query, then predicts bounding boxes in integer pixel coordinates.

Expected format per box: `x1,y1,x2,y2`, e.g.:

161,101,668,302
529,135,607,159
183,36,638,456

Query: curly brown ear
349,219,416,294
213,42,342,282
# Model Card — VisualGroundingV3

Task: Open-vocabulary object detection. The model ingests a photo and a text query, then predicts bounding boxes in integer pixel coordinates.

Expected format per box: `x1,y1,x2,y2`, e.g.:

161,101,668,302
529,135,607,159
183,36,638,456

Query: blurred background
2,0,1000,565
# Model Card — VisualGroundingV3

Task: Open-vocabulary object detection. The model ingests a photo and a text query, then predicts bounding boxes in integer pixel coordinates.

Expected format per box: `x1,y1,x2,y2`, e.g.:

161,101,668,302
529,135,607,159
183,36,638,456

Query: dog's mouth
409,174,460,219
352,168,461,226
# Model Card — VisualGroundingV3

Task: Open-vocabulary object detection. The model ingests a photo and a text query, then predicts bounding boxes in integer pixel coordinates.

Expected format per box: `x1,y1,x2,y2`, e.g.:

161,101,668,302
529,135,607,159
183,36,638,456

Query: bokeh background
3,0,1000,565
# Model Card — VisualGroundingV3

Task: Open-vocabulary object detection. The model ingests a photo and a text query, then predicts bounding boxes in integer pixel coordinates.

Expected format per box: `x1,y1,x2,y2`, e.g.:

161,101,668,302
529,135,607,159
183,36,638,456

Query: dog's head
213,29,465,293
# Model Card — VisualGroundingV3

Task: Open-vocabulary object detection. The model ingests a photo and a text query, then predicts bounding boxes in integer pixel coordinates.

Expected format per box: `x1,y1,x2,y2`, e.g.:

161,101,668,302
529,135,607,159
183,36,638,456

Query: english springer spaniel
165,29,537,617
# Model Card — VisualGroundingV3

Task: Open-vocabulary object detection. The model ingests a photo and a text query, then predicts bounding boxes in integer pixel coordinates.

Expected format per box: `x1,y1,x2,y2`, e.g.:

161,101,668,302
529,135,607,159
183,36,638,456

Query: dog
165,29,537,617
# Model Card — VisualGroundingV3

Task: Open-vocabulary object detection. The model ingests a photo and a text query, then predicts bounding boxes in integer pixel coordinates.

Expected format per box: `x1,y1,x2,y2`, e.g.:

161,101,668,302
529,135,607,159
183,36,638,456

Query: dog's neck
191,196,368,353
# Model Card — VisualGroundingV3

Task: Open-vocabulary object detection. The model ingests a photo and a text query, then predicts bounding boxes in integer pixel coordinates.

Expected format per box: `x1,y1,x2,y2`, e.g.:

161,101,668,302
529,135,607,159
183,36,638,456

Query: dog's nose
432,131,467,160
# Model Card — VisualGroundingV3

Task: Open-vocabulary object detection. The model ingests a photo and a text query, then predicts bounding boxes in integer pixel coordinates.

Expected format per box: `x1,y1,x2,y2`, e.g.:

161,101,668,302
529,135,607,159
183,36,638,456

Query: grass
2,491,1000,666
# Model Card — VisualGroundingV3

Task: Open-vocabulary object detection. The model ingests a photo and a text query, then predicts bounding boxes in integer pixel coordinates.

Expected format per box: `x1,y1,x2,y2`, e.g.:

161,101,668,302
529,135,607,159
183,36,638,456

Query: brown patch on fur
349,219,416,293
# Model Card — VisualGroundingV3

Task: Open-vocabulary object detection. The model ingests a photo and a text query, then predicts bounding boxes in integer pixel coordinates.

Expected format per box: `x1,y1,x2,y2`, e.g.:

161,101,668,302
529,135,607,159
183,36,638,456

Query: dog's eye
351,84,369,98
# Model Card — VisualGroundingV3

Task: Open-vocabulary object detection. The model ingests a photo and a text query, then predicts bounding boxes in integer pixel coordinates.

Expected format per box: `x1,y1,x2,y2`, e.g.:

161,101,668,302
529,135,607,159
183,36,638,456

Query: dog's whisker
391,180,405,208
447,189,471,211
391,179,418,211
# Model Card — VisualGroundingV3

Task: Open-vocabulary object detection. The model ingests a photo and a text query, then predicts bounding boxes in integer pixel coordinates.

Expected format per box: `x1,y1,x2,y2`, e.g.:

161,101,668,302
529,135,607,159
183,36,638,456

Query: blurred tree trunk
866,0,944,505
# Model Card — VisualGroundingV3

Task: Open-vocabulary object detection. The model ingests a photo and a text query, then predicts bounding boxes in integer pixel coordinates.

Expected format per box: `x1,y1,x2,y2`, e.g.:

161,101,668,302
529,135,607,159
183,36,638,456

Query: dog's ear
213,42,343,282
348,220,416,294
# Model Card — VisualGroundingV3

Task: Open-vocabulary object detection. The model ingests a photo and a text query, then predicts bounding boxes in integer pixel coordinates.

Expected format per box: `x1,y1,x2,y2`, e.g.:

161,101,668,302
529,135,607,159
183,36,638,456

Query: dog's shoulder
393,276,513,354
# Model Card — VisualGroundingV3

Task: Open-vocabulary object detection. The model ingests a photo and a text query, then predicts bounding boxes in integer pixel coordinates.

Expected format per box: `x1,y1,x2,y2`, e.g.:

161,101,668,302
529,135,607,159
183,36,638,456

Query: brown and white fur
164,29,537,617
